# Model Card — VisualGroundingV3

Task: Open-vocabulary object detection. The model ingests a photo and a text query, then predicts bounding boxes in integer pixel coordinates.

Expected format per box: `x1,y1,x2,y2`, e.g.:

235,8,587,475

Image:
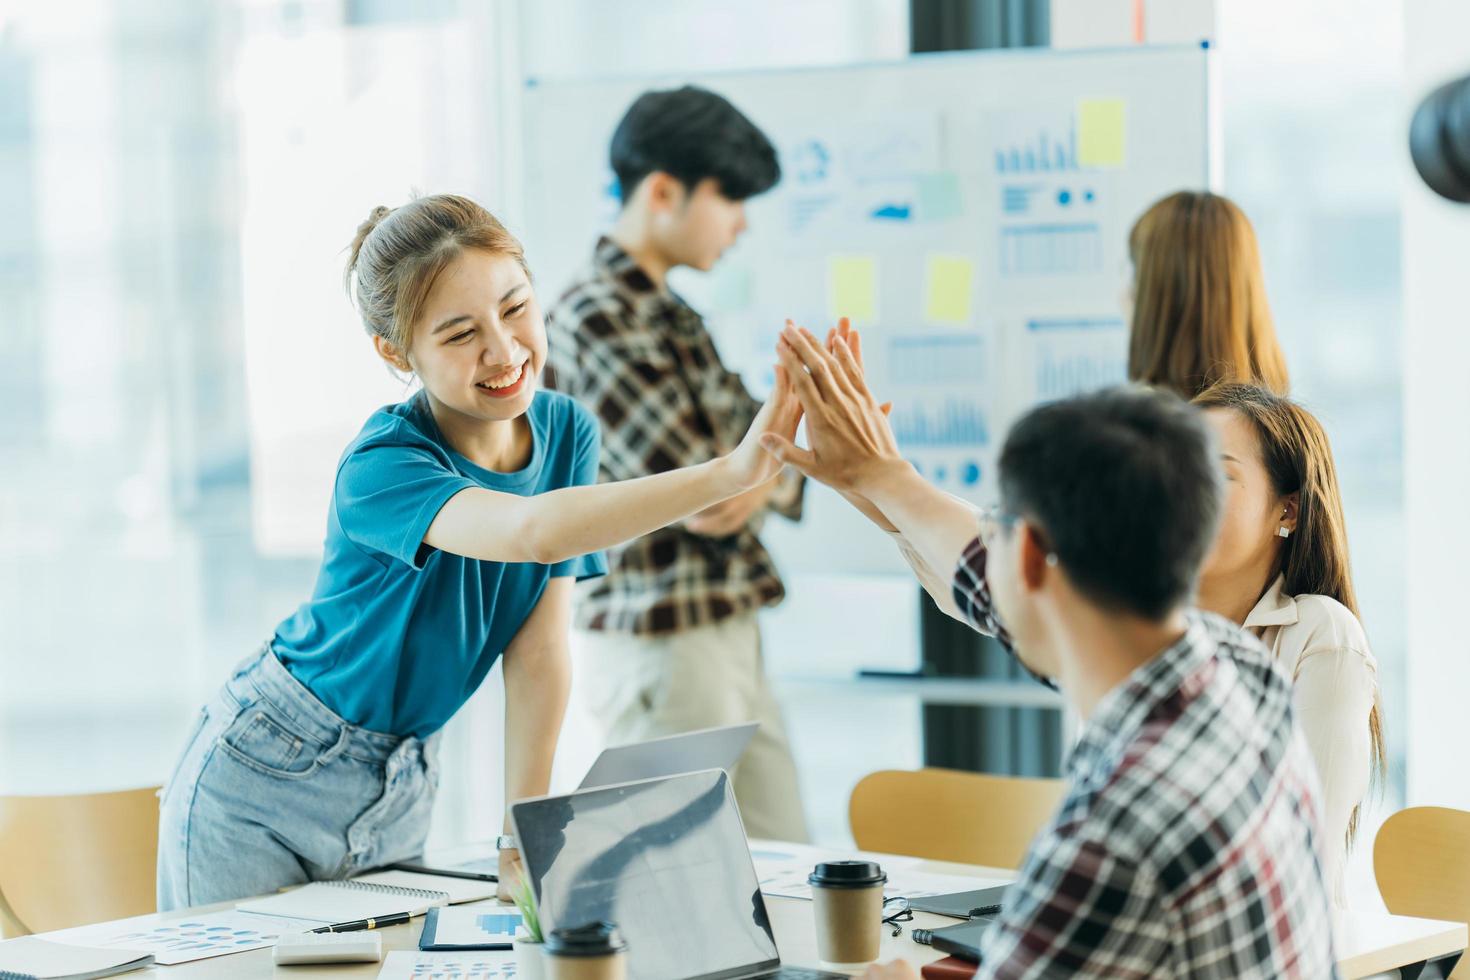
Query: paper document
1077,98,1127,167
749,840,1010,901
41,909,303,966
827,255,878,321
378,949,516,980
924,254,976,324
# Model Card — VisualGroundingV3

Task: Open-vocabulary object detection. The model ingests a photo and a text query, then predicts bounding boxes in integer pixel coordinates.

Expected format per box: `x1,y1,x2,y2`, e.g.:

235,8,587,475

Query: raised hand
824,319,899,532
725,356,804,491
760,323,903,493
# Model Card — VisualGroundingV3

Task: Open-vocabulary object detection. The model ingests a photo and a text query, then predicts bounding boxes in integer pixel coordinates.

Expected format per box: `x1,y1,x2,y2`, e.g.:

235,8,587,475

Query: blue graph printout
421,907,524,950
884,332,992,496
1027,317,1127,402
381,950,517,980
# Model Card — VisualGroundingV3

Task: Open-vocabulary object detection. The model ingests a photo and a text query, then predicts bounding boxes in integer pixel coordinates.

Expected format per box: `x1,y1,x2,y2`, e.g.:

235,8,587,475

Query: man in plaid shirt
544,86,809,840
763,325,1337,977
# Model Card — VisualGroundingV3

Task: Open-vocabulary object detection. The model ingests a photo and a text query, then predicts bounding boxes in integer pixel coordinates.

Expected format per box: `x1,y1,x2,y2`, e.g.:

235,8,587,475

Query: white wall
1403,0,1470,808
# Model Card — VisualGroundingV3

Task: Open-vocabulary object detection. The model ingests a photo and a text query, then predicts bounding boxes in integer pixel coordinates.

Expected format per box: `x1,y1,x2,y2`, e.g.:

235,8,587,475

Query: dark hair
998,386,1222,620
345,193,528,352
609,85,780,203
1193,381,1385,843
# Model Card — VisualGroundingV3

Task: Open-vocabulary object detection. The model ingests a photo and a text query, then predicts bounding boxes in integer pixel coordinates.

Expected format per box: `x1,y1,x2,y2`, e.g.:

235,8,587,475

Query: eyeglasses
976,503,1019,550
882,896,914,937
978,504,1061,567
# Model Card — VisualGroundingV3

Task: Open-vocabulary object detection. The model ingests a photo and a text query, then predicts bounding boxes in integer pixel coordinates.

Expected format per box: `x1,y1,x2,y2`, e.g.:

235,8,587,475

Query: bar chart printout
1028,317,1128,402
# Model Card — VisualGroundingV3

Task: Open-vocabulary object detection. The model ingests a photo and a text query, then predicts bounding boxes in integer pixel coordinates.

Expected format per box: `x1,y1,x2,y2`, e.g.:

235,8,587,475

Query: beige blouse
1243,575,1379,911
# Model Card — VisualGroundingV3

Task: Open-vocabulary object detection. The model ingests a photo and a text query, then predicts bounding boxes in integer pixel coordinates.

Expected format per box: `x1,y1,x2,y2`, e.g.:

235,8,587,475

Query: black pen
308,911,412,933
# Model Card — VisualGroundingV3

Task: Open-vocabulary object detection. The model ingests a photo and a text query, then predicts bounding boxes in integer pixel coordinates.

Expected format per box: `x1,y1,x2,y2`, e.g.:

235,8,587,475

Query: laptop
511,769,844,980
578,722,759,789
387,725,759,882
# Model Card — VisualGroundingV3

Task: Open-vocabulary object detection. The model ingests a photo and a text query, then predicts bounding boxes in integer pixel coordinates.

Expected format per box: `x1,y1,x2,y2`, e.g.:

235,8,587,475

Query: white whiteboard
522,44,1213,574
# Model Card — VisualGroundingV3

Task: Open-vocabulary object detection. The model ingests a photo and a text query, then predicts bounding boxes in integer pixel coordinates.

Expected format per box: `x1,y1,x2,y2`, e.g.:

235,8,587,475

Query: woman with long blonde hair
1128,190,1289,399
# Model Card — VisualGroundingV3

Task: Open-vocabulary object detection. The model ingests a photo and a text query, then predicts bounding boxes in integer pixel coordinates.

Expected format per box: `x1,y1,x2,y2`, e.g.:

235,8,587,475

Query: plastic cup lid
808,860,887,889
545,921,628,957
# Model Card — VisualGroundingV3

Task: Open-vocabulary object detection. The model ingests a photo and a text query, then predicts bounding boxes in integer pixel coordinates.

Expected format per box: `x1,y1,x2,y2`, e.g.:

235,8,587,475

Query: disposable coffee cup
544,921,628,980
808,860,887,965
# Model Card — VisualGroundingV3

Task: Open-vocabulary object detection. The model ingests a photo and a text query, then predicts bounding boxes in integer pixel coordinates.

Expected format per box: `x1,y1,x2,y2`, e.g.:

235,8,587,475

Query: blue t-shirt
273,389,606,738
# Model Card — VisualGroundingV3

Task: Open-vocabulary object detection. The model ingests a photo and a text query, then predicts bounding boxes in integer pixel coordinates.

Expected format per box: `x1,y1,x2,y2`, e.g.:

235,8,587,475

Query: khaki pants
570,612,809,842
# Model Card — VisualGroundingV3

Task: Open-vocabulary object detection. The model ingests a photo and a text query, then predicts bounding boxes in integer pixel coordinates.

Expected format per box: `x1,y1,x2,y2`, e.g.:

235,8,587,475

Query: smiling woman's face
403,248,546,425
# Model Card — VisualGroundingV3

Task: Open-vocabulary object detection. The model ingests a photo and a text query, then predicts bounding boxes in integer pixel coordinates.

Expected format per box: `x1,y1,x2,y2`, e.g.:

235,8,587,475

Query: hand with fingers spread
725,359,804,491
760,322,905,494
823,319,900,533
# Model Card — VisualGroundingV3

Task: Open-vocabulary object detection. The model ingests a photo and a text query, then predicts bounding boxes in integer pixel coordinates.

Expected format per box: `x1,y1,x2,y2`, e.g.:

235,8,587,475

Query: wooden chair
0,787,161,936
849,768,1066,871
1375,805,1470,977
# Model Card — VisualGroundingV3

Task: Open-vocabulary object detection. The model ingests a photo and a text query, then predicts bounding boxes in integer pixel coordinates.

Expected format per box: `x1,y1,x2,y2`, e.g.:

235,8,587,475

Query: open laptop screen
512,770,781,980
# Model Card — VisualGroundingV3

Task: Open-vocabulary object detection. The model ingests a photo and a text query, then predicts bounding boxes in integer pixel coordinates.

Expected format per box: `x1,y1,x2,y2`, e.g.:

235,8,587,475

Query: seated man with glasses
759,324,1336,978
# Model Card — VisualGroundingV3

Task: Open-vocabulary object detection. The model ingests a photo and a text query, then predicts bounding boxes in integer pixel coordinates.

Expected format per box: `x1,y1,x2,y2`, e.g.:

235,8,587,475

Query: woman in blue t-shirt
156,194,801,910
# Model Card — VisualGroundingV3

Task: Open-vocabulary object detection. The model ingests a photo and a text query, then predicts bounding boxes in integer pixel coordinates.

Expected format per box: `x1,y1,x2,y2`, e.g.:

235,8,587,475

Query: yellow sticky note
924,255,974,324
828,255,877,322
1078,98,1126,168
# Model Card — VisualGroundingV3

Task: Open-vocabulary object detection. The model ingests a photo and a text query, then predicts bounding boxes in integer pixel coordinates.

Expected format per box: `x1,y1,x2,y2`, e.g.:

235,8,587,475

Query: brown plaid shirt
544,237,802,634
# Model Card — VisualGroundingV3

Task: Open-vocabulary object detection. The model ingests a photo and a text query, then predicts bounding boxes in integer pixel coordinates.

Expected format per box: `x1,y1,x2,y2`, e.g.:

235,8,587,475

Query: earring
1045,553,1059,567
1277,526,1292,539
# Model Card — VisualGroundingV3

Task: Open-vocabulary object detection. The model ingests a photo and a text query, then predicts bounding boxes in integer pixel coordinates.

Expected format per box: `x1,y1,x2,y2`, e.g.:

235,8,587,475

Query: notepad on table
236,871,496,925
352,870,497,906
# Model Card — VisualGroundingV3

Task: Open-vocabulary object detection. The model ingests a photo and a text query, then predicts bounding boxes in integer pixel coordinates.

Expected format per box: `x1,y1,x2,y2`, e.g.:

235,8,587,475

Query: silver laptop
511,769,842,980
578,722,758,789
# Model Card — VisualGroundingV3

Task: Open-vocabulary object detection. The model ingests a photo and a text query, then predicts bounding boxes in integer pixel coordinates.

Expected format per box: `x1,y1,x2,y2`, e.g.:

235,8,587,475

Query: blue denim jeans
156,645,440,911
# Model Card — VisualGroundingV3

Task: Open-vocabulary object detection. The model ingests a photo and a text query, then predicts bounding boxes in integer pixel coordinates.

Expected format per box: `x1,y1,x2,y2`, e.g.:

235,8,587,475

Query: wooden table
12,849,1466,978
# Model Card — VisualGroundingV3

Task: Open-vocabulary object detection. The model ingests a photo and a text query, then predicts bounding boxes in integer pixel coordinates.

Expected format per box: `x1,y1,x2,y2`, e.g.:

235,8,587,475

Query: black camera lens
1410,72,1470,203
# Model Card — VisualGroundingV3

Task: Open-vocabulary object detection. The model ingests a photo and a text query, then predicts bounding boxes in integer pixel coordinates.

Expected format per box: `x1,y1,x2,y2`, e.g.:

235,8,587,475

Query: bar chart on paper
1028,317,1128,402
891,399,990,448
889,333,987,385
994,121,1078,174
379,950,517,980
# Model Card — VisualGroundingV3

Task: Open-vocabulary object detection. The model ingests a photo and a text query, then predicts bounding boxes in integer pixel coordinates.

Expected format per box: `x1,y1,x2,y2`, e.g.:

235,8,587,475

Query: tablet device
908,884,1009,919
929,916,998,964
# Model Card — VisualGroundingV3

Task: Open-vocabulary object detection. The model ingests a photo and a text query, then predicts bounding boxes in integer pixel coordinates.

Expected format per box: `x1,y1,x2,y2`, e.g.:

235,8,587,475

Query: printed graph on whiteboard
1026,317,1127,402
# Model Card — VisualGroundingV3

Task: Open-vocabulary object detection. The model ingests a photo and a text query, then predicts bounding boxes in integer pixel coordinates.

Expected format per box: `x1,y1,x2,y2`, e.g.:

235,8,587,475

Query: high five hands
760,318,905,500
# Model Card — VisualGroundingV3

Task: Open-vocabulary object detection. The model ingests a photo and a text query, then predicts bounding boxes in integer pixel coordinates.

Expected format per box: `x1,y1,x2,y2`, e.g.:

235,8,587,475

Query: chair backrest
1376,804,1470,927
0,787,161,935
849,768,1066,870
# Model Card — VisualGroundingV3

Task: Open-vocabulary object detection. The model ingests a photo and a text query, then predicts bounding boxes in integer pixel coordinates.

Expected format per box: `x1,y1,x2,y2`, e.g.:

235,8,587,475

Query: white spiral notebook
236,871,495,924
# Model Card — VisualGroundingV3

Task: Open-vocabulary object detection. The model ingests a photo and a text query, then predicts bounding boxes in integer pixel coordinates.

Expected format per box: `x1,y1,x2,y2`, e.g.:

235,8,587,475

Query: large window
0,0,513,849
